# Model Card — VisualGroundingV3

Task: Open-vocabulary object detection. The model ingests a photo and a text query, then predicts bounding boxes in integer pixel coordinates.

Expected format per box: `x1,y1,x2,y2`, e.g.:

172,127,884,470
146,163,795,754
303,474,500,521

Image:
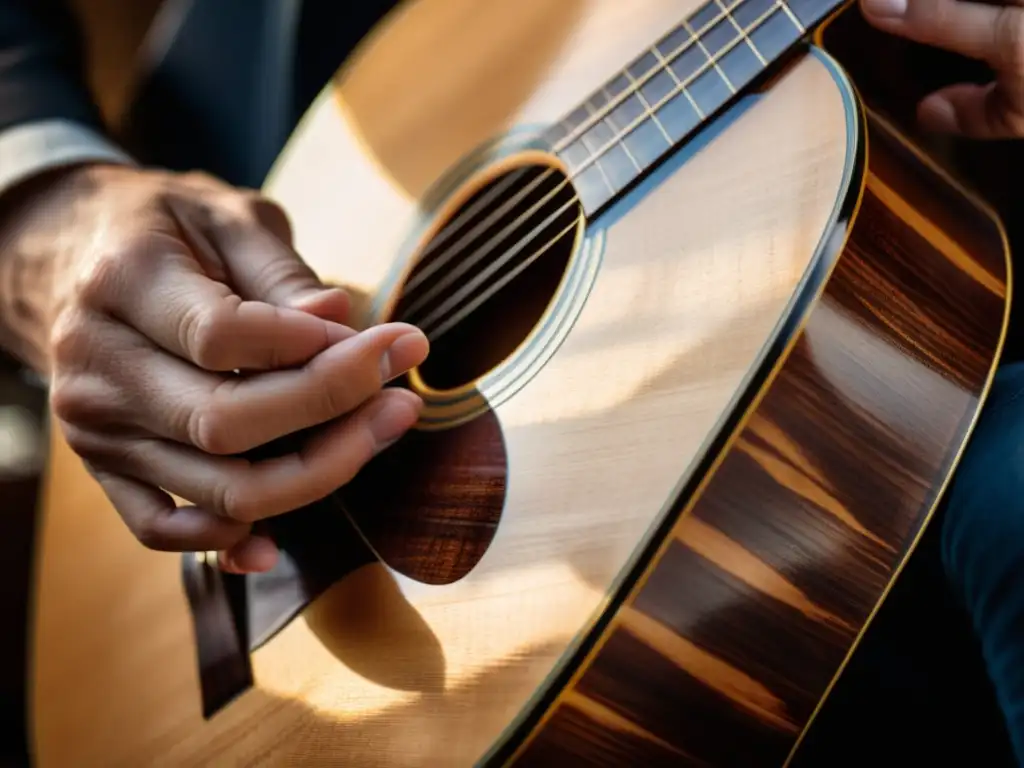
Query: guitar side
502,50,1011,768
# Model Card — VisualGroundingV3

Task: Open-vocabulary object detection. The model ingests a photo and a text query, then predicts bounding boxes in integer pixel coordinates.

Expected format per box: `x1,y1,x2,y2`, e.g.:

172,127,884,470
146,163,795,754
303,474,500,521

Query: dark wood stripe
506,77,1009,767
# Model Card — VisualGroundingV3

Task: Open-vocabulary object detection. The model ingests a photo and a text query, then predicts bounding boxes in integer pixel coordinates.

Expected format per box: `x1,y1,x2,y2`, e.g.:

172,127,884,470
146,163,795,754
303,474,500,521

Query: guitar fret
780,0,809,30
699,15,741,57
625,51,662,82
682,19,737,93
562,105,592,135
604,73,632,99
619,140,644,173
626,63,674,145
690,2,724,32
689,67,734,117
559,140,592,173
732,0,779,28
621,66,676,166
580,111,616,153
717,39,764,92
551,0,834,213
572,163,615,212
638,68,676,109
651,44,706,120
654,25,692,61
597,142,641,189
716,0,768,63
585,103,643,173
689,3,766,93
748,5,803,60
606,93,648,135
625,119,674,168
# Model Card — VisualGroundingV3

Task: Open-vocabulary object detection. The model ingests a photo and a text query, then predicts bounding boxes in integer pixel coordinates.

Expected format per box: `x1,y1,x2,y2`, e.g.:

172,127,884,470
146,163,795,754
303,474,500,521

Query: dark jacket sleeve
0,0,103,133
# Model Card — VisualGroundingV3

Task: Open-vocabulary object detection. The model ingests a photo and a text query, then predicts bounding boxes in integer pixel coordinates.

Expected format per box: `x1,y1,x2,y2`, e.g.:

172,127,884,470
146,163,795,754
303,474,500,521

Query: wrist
0,162,109,375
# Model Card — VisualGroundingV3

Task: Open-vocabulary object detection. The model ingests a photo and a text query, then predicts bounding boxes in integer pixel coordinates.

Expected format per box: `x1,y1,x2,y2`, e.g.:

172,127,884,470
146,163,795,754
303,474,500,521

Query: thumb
918,81,1024,138
214,196,351,323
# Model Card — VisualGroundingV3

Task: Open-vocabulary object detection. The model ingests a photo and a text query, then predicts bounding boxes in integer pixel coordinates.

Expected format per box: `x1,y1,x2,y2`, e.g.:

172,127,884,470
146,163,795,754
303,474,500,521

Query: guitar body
28,1,1009,766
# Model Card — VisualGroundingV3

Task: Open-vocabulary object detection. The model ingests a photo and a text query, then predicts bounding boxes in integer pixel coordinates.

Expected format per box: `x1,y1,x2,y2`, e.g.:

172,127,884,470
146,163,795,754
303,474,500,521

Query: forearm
0,163,84,374
0,0,133,372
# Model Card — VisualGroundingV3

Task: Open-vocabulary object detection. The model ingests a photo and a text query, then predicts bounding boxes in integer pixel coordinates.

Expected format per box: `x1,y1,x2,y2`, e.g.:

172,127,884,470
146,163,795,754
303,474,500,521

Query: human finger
917,80,1024,136
218,535,280,574
198,193,351,321
76,228,355,372
181,321,426,455
107,388,422,523
859,0,1024,71
87,467,253,552
51,319,427,454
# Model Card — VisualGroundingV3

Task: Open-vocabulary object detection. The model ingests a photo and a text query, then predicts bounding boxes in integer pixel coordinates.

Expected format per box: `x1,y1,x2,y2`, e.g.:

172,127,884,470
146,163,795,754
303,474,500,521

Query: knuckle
50,377,100,425
60,423,96,458
248,196,294,244
181,170,215,186
187,400,236,455
179,170,235,200
249,252,300,294
314,374,349,421
215,474,252,522
336,425,379,488
48,310,87,364
180,300,238,370
75,246,133,307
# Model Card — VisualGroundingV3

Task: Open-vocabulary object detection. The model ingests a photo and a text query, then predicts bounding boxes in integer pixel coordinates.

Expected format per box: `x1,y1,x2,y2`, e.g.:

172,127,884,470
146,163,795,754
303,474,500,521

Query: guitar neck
547,0,842,214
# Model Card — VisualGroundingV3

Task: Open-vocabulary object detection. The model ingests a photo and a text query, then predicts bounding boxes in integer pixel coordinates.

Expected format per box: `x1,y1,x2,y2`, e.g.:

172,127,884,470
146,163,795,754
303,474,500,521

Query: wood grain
503,104,1010,768
344,399,508,584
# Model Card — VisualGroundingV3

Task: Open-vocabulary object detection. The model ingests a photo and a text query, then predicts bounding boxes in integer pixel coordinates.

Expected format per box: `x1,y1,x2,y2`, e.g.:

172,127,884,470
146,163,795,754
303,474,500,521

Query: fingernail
380,330,429,382
369,391,422,447
861,0,906,17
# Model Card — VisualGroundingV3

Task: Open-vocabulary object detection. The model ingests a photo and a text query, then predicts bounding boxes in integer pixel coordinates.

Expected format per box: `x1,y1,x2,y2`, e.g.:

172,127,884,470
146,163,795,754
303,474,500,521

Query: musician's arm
0,0,132,198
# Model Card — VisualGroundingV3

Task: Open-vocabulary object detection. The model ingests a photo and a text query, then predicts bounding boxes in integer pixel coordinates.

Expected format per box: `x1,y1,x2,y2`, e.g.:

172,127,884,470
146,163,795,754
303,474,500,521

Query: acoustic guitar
27,0,1011,765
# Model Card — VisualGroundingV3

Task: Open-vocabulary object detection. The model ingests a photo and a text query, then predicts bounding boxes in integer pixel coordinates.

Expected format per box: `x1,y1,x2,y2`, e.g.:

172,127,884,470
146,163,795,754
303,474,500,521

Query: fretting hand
860,0,1024,137
0,164,428,573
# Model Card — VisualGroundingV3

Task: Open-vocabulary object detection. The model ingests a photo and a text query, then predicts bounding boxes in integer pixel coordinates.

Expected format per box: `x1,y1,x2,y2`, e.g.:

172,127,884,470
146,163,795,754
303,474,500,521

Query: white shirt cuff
0,119,134,198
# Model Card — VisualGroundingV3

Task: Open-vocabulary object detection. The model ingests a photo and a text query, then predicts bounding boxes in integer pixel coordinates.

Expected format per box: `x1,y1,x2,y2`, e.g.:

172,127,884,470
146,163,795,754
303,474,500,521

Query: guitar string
562,0,787,178
412,197,580,334
400,174,571,322
402,166,537,294
398,0,770,294
425,215,581,343
395,0,785,341
553,0,793,153
402,168,557,299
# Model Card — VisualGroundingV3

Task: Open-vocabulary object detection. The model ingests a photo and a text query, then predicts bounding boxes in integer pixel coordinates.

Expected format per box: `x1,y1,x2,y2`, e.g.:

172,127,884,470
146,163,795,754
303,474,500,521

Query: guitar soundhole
391,161,583,392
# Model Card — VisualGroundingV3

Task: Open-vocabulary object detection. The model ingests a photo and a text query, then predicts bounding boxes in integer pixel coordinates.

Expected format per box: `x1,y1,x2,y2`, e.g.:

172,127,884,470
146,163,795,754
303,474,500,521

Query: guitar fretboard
545,0,837,214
